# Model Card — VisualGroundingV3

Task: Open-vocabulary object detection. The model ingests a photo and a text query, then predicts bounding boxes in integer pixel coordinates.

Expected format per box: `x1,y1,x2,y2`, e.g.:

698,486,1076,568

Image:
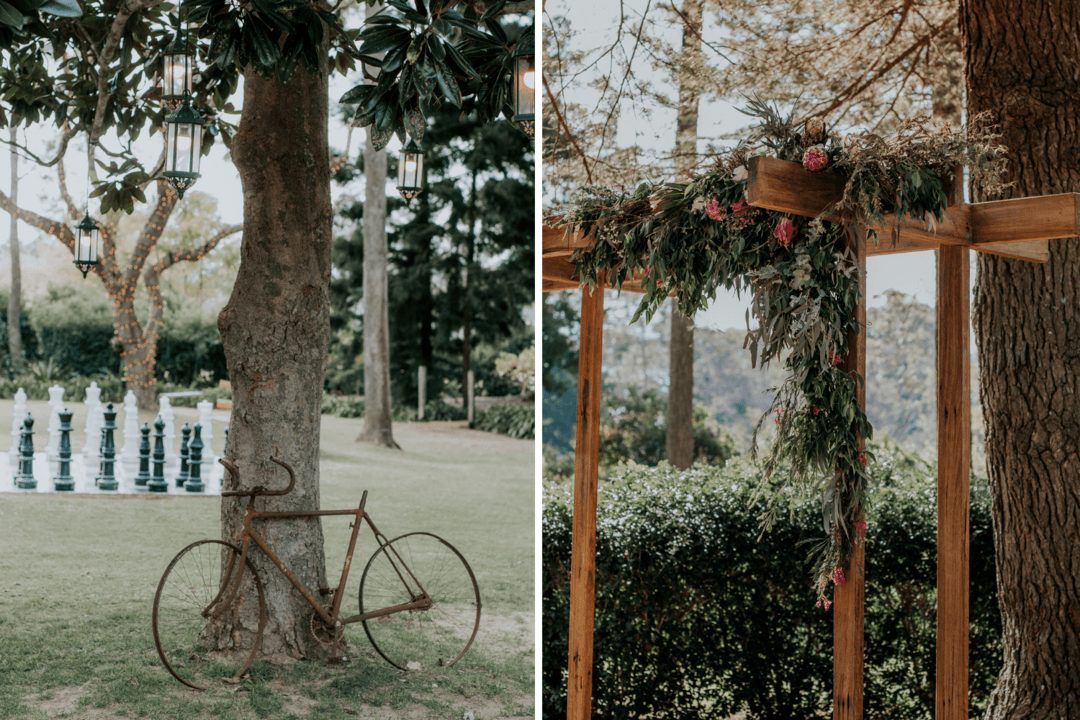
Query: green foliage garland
558,104,1007,599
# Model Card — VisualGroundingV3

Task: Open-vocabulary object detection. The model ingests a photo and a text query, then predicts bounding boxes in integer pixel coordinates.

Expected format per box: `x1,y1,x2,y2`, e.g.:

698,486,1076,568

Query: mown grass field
0,408,534,720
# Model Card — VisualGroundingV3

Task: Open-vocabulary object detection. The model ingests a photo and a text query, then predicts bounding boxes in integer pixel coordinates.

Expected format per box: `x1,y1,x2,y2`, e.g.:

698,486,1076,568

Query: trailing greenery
541,445,1001,720
558,103,1007,597
472,402,533,438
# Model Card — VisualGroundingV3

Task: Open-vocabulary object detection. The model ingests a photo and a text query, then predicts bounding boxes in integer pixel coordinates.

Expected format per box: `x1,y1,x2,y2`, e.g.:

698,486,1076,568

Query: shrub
29,287,117,376
156,315,228,386
542,444,1000,720
600,386,737,467
472,402,534,439
322,395,365,418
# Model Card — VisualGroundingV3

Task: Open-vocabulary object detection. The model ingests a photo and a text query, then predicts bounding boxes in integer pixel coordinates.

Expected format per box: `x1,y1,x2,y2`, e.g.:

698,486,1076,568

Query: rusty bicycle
152,456,481,690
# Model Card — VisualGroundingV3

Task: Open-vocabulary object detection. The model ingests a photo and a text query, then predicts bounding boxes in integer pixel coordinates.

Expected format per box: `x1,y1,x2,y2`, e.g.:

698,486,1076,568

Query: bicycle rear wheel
152,539,266,689
358,532,481,671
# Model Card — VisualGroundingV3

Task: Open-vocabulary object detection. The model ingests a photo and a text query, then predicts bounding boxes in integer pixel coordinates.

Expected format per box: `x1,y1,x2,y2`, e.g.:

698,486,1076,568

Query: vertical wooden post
936,244,970,720
834,232,866,720
567,286,605,720
466,369,475,424
418,365,427,421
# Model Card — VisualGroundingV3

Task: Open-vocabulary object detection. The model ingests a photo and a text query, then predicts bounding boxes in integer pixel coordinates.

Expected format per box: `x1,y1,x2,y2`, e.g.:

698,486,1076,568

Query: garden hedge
542,446,1000,720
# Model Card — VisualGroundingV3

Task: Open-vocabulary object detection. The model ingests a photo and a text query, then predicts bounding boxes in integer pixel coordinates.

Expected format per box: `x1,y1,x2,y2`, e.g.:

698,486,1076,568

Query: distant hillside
543,291,985,471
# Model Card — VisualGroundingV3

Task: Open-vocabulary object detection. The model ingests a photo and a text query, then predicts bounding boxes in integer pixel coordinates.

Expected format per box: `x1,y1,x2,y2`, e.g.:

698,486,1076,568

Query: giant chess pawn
185,423,205,493
14,414,35,490
53,409,74,492
120,390,140,480
176,423,191,488
82,382,103,467
9,387,27,474
134,423,151,488
158,396,178,478
147,416,168,493
46,384,64,472
196,400,218,481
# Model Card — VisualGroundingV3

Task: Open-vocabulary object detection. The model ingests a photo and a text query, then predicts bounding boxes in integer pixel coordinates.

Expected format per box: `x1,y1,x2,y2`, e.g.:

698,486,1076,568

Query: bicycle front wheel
152,539,266,690
358,532,481,671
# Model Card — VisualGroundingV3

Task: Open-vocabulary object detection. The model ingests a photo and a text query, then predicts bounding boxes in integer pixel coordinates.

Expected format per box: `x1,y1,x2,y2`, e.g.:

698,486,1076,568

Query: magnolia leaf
369,126,393,151
38,0,81,17
406,108,425,142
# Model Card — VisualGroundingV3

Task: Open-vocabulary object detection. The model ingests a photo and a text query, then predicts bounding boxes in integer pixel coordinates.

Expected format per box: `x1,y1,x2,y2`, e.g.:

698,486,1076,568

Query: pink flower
832,566,846,586
816,595,833,611
858,452,868,466
730,198,749,213
803,145,829,172
773,218,796,247
812,406,822,416
828,351,844,366
705,197,725,221
854,519,868,531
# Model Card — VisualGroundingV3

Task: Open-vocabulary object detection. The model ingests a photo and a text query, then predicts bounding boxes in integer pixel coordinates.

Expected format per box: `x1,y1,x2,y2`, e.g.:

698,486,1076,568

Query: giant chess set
1,383,226,495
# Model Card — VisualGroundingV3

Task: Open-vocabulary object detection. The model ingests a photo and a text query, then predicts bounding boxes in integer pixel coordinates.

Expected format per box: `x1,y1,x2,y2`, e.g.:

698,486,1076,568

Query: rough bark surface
665,0,704,469
961,2,1080,716
215,59,336,659
359,127,398,448
7,127,23,371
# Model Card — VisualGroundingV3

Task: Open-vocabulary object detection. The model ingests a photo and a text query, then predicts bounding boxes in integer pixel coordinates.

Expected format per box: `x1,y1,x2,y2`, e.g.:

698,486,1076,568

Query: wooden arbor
542,156,1080,720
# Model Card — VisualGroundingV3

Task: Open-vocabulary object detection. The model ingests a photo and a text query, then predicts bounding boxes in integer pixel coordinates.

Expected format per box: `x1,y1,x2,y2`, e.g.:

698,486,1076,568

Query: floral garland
558,104,1007,603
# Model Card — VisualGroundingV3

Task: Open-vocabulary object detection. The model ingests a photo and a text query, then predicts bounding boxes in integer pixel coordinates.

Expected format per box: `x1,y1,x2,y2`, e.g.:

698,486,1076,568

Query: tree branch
142,222,241,340
543,74,593,183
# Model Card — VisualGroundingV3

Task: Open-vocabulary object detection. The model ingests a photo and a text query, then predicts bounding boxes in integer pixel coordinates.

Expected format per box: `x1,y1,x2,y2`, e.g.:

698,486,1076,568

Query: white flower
691,196,706,212
732,165,749,181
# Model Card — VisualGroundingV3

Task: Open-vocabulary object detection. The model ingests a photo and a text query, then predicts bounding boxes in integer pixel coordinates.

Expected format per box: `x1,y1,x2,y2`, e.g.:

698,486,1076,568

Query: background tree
665,0,704,469
330,101,533,415
962,0,1080,715
7,127,23,371
358,2,399,448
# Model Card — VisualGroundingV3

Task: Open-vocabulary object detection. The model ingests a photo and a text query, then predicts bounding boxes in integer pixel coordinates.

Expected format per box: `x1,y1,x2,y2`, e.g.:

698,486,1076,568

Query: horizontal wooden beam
543,223,592,257
747,156,1080,263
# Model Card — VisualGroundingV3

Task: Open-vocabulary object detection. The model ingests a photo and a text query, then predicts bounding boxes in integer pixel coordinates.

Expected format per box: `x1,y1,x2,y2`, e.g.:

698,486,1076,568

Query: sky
546,0,950,331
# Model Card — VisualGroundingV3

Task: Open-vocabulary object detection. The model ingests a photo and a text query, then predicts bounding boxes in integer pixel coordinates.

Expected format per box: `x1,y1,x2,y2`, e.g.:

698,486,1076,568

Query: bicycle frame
206,491,433,629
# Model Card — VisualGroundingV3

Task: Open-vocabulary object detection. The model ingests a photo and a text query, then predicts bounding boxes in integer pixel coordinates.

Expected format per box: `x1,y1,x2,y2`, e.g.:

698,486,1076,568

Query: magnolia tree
3,0,533,661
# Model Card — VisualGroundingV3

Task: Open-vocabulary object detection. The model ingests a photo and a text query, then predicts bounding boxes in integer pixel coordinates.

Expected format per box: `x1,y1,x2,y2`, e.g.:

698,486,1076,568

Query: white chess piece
82,382,103,467
120,390,139,480
9,387,27,474
46,384,65,471
159,396,177,478
196,400,218,483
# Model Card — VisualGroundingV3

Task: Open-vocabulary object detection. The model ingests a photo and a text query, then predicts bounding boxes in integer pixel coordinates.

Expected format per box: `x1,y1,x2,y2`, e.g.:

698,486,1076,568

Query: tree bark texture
7,127,23,372
961,2,1080,716
215,58,336,659
114,297,159,410
665,0,704,469
359,126,398,448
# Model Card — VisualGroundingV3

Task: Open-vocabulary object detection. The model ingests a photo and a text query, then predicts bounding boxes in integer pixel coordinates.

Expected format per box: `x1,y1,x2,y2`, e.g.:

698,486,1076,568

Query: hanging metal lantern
396,139,425,200
163,93,204,198
74,213,100,278
162,31,192,109
512,48,535,137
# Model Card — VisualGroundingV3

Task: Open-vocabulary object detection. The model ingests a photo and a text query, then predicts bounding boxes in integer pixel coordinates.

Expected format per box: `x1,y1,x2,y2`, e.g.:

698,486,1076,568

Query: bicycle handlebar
220,454,297,498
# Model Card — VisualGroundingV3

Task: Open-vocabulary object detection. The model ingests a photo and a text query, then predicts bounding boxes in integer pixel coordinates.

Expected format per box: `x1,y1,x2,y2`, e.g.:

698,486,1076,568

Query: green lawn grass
0,409,534,720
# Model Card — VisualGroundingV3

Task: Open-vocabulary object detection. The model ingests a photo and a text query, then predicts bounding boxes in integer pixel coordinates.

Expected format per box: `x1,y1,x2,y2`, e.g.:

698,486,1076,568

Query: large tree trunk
462,167,478,413
214,57,337,659
7,127,23,372
114,299,158,409
961,2,1080,716
665,0,703,469
358,127,398,448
